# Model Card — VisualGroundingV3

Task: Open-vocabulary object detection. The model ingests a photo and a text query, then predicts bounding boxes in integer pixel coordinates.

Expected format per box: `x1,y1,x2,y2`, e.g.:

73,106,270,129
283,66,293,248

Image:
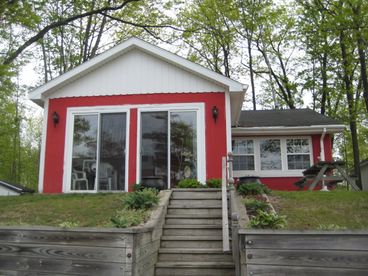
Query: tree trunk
247,36,256,110
339,30,362,189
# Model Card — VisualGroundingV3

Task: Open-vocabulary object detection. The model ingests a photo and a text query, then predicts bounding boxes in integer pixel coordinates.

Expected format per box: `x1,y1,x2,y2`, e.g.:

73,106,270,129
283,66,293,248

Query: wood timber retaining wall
238,229,368,276
0,190,171,276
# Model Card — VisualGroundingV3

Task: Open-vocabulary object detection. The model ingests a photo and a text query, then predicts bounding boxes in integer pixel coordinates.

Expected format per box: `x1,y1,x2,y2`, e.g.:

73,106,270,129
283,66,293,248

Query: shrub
122,188,159,210
237,182,270,196
243,198,270,215
206,178,222,188
249,210,287,229
177,179,202,188
132,183,143,191
111,209,148,228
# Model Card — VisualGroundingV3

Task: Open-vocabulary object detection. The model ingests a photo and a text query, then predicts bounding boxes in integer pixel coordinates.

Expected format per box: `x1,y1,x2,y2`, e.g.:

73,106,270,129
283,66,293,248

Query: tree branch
3,0,140,65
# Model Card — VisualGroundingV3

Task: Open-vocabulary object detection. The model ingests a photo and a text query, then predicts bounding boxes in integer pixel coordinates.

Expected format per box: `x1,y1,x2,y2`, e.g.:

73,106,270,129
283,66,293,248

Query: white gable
47,48,226,99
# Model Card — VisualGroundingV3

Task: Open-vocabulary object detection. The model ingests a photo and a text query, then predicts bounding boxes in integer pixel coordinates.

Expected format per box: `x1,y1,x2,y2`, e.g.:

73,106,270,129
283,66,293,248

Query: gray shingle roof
238,109,343,127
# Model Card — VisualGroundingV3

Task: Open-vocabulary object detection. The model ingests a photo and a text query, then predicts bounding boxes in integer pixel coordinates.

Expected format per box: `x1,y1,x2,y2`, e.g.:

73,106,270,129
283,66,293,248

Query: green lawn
269,191,368,230
0,193,138,228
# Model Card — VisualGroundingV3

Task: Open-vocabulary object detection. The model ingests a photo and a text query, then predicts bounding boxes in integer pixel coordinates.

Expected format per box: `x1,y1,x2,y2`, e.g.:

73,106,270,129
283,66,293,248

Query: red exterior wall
43,93,227,193
259,134,334,190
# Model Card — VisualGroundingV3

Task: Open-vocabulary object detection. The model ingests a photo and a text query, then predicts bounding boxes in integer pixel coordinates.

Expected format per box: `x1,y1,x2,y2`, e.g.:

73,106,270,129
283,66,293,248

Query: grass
0,193,149,228
269,191,368,230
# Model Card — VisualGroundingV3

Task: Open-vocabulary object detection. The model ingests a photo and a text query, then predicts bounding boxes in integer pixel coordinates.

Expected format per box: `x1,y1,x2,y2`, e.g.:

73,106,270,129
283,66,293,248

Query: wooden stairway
154,188,235,276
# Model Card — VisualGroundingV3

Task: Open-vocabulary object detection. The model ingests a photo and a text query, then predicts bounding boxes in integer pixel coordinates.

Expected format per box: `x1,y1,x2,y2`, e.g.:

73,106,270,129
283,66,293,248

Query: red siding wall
260,134,334,190
43,93,227,193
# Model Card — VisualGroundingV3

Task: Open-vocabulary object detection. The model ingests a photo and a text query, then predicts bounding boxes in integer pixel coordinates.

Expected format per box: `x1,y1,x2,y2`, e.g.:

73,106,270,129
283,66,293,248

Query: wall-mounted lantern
52,111,59,127
212,106,219,122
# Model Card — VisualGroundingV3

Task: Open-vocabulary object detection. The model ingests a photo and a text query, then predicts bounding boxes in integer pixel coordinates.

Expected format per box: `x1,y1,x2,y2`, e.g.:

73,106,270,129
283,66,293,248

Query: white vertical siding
49,49,226,99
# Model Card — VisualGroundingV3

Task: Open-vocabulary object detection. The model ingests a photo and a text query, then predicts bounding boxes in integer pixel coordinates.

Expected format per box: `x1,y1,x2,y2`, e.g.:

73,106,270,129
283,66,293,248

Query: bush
111,209,148,228
237,182,270,196
132,183,144,191
206,178,222,188
243,198,270,215
122,188,159,210
249,210,287,229
177,179,202,188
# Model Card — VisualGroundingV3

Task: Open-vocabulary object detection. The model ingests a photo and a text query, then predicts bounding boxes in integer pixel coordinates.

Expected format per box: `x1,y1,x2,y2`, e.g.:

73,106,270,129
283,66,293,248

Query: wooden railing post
231,212,240,276
222,156,230,252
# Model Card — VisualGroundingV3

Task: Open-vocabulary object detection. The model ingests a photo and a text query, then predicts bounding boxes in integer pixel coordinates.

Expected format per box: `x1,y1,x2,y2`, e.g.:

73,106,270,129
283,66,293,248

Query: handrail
222,156,230,252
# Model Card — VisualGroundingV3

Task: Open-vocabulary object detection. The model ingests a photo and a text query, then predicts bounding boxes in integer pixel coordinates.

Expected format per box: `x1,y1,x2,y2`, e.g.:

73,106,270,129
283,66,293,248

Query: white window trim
136,103,206,188
232,136,313,178
63,106,130,193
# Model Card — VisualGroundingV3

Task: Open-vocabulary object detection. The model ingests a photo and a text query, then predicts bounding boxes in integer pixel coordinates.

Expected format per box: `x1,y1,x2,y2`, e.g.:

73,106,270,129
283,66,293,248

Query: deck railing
221,153,233,252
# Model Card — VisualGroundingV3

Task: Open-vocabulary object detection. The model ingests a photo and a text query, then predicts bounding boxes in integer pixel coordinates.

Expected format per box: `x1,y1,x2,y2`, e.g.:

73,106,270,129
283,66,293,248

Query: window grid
232,137,312,173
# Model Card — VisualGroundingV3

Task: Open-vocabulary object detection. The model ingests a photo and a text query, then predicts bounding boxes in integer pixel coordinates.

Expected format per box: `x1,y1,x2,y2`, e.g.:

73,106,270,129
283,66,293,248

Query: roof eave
232,124,346,135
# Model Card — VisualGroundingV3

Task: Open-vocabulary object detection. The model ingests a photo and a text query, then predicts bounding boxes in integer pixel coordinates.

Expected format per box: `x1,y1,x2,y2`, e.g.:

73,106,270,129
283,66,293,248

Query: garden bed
0,191,160,228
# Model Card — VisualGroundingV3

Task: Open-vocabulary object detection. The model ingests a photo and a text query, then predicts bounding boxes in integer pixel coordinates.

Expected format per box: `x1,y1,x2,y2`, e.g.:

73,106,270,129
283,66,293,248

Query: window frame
137,103,206,189
63,106,130,193
232,136,313,177
232,139,255,171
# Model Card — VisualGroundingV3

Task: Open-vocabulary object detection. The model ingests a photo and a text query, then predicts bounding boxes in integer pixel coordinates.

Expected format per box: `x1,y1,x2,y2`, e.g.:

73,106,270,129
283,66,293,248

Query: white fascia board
29,37,244,104
232,124,346,135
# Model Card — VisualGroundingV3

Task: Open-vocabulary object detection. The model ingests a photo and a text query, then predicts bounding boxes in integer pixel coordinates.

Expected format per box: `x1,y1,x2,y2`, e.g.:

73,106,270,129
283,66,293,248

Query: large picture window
139,104,204,189
232,137,312,176
69,111,127,192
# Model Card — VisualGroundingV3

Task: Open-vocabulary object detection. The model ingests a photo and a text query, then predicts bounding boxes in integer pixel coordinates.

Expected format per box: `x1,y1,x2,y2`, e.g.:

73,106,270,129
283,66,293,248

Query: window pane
141,112,168,189
233,156,255,171
232,140,254,154
287,139,310,153
170,111,197,186
260,139,281,170
99,113,126,191
288,154,310,170
71,115,98,190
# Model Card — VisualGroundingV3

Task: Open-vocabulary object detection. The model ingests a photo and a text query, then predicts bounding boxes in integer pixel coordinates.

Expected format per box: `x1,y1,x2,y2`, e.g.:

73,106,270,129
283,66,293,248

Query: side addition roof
233,109,345,135
0,180,34,194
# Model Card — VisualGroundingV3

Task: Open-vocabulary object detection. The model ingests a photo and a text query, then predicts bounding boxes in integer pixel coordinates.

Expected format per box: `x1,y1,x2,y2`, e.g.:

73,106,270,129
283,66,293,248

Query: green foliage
58,220,79,229
249,210,287,229
177,179,202,188
206,178,222,188
121,188,159,210
237,182,270,196
317,224,347,231
110,209,148,228
132,183,144,191
243,197,270,214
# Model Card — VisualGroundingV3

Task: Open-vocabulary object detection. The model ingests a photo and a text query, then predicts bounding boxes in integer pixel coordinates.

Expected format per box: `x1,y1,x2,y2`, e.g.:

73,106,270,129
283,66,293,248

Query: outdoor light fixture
212,106,219,122
52,111,59,127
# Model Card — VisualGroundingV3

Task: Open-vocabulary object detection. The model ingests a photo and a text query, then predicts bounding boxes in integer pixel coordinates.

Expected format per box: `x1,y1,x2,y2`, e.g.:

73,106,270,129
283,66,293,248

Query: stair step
158,248,233,262
155,261,235,276
163,224,222,236
172,193,223,199
169,199,222,207
167,207,222,216
168,205,222,209
160,235,223,248
166,218,222,225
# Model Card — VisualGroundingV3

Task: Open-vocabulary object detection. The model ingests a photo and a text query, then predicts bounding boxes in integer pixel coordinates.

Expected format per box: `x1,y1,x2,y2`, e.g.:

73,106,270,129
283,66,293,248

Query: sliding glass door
70,112,127,191
141,112,168,189
140,110,198,188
